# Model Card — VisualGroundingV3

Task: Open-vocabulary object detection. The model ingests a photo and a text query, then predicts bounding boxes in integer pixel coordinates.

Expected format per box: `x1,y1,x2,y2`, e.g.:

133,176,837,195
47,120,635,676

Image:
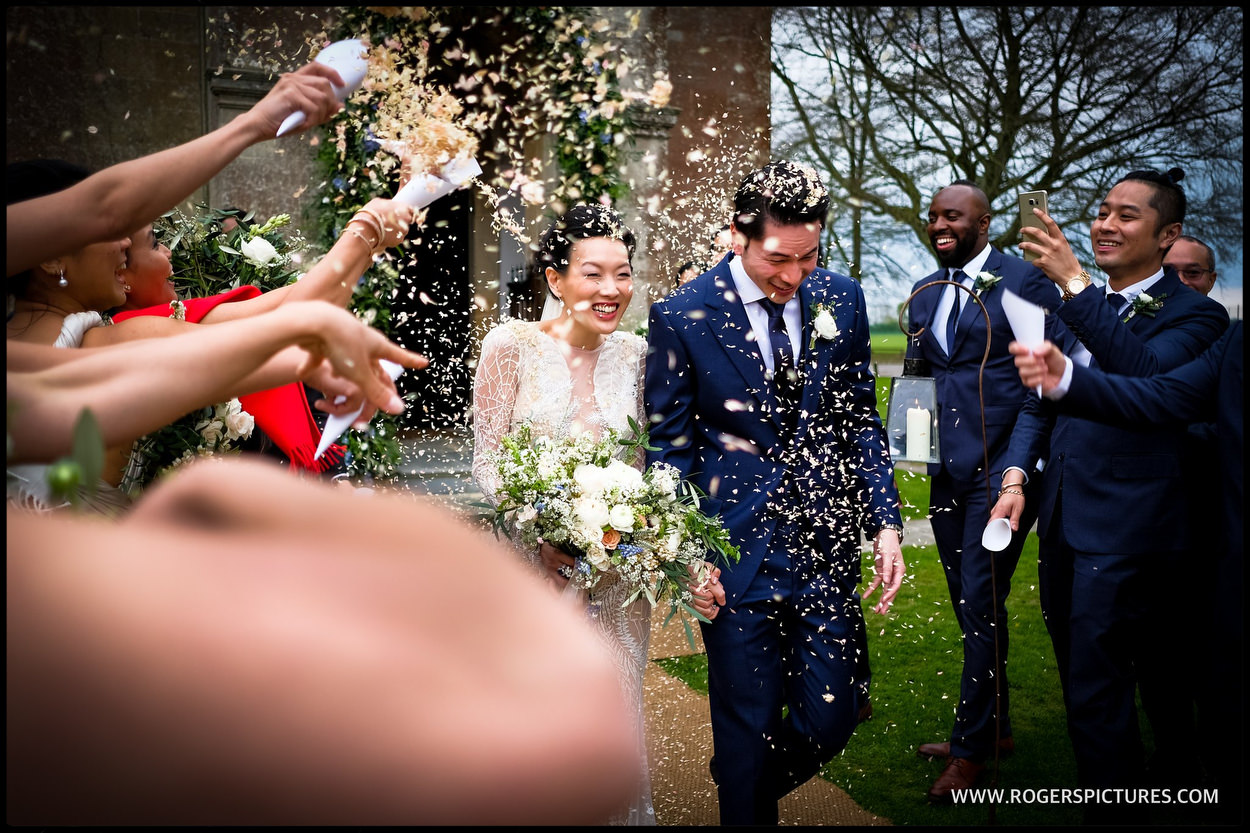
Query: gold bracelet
998,487,1024,498
343,224,381,254
354,207,388,243
348,211,383,244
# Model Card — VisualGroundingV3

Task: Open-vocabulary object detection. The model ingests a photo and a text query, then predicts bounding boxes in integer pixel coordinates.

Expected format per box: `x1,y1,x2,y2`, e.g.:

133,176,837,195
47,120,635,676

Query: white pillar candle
906,407,931,461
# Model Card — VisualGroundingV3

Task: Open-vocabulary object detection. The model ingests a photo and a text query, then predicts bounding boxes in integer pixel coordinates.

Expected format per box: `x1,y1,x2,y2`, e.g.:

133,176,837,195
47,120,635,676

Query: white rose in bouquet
240,236,281,267
608,503,637,533
223,401,255,441
573,463,612,495
603,459,644,493
574,495,611,530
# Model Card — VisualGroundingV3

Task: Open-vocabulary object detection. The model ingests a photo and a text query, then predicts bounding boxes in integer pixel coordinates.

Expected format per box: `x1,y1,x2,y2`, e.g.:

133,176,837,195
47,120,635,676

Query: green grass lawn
871,322,910,365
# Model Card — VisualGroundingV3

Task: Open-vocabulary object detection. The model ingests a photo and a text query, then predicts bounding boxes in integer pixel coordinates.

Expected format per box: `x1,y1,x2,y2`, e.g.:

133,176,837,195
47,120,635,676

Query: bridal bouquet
120,399,255,497
487,418,739,635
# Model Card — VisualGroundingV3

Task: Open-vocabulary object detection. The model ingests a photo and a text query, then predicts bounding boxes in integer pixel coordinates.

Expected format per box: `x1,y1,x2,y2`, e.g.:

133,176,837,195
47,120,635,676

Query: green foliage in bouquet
484,416,739,649
160,206,308,298
119,399,255,498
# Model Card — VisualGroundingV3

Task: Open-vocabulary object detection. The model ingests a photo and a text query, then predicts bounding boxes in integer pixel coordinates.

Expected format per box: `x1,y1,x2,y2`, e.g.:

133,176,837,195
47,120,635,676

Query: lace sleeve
471,324,522,505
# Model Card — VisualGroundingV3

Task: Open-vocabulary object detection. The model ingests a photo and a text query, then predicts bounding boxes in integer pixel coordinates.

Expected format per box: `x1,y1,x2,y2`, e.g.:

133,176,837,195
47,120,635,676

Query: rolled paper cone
393,173,458,209
392,157,482,208
276,38,369,138
440,156,483,185
276,111,309,138
314,359,405,461
981,517,1013,552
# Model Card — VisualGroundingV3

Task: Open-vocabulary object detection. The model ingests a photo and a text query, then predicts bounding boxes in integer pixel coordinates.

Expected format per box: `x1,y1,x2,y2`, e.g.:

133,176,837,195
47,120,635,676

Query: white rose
585,545,612,571
608,503,636,533
1137,291,1153,304
516,504,537,523
814,309,840,340
603,459,644,493
573,463,611,496
573,496,610,529
223,403,254,440
240,236,281,267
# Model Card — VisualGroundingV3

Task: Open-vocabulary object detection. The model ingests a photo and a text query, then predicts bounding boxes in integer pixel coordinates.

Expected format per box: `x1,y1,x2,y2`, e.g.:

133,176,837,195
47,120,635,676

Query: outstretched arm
7,60,347,277
197,198,418,323
7,301,427,464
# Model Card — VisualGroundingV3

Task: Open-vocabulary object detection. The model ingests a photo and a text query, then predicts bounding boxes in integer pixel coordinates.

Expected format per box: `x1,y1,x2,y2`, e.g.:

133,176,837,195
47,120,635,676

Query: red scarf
112,286,345,473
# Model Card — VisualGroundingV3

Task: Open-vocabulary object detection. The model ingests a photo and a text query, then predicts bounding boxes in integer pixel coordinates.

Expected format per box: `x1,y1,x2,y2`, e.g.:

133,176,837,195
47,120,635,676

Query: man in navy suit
904,182,1060,801
1010,321,1243,824
1000,169,1229,818
644,161,905,825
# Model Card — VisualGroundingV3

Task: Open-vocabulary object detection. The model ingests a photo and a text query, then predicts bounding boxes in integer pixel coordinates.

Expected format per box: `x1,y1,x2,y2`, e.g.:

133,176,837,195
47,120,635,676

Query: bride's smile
544,236,634,349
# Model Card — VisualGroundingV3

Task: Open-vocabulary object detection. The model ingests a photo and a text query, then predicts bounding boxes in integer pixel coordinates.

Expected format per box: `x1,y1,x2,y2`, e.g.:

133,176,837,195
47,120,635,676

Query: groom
645,160,905,825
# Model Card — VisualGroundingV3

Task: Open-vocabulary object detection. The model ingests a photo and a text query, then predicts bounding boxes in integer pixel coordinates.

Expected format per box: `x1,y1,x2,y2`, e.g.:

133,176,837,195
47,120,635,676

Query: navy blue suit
905,247,1058,761
1005,269,1229,796
645,255,901,825
1061,321,1243,821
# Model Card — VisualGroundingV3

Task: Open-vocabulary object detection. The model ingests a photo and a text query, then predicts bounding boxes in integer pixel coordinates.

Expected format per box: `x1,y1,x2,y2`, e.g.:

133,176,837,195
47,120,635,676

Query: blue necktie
945,270,968,354
1107,292,1126,311
759,298,798,419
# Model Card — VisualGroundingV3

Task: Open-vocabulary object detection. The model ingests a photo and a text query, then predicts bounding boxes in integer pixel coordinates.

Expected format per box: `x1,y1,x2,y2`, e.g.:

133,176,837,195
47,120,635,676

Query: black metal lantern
886,356,939,464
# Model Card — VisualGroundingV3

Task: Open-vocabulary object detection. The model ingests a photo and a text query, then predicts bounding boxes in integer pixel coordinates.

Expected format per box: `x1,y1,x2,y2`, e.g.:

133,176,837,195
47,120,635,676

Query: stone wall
6,6,337,233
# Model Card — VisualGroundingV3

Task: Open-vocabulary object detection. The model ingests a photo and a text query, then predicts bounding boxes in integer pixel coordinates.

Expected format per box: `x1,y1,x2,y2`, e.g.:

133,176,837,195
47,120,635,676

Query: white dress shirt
729,255,801,374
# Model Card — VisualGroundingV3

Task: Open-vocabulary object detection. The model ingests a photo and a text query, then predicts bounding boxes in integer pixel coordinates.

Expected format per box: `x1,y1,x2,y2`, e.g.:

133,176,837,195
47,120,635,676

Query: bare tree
772,6,1243,295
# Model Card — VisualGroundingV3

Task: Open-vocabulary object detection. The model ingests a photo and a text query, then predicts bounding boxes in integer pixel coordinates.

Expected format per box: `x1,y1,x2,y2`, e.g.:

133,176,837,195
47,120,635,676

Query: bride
472,204,721,825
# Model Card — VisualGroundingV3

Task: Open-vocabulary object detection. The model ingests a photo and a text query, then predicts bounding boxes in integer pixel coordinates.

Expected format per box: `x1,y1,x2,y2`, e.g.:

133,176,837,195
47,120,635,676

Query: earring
123,284,132,293
57,267,68,288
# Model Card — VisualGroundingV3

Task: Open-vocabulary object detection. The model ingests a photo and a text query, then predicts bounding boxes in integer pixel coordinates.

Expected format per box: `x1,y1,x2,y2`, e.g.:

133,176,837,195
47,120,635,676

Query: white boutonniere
972,271,1003,296
1123,291,1165,322
809,301,840,349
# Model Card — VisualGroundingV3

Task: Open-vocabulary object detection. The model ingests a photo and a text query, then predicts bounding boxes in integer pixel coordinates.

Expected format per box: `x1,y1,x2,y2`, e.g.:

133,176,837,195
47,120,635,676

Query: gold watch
1061,270,1091,301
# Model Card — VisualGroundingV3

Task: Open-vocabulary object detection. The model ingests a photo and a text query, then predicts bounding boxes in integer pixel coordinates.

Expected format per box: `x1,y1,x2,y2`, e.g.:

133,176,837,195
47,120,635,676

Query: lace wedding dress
472,318,656,826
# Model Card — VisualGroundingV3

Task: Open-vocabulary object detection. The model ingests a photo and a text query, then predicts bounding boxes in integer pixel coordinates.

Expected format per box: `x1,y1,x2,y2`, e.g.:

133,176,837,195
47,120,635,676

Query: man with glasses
1164,234,1219,295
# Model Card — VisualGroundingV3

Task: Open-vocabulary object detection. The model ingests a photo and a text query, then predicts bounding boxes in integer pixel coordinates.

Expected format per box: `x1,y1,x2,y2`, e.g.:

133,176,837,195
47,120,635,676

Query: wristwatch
1061,270,1092,301
876,523,904,544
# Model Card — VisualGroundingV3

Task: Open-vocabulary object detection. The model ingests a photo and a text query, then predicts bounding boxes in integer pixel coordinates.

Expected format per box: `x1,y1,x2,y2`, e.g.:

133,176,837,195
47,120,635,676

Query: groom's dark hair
536,203,637,272
731,160,830,241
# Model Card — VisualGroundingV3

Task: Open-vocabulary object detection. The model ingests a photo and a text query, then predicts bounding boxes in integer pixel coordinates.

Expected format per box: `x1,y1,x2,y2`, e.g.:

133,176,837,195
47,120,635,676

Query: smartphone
1018,190,1049,262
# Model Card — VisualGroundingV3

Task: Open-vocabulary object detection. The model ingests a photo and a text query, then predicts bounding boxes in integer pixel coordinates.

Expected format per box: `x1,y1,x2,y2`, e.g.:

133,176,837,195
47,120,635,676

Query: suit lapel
703,270,771,407
794,280,832,441
911,272,947,357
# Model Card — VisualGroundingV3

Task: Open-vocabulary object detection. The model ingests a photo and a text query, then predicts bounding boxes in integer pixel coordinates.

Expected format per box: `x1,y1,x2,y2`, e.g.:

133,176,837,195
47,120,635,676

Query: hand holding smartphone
1018,190,1049,262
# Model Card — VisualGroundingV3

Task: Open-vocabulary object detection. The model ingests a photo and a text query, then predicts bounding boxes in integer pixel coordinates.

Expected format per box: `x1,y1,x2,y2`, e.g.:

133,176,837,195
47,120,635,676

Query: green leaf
70,408,104,499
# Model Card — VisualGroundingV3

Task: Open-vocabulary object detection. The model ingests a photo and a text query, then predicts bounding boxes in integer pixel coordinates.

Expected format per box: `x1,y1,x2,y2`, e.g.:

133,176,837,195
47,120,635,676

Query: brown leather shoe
928,757,986,803
857,700,873,724
916,736,1015,760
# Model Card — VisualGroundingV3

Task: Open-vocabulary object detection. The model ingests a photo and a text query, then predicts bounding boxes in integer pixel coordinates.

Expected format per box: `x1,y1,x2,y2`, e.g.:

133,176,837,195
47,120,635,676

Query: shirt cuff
1044,355,1074,400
